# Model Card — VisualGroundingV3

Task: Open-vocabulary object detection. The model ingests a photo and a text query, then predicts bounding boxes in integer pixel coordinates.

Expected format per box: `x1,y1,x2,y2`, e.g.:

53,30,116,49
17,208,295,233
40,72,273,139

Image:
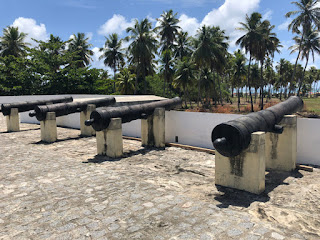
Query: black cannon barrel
85,97,182,131
211,96,303,157
29,97,116,121
1,96,73,116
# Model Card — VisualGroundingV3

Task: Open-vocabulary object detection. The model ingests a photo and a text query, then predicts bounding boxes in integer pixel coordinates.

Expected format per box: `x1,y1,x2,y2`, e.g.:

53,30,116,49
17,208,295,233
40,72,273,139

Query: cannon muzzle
211,96,303,157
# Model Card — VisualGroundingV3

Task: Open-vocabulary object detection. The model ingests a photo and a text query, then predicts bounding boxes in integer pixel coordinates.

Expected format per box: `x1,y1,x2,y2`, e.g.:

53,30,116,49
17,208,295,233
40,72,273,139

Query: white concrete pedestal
265,115,297,171
96,118,123,157
215,132,266,194
141,108,165,148
40,112,57,143
6,108,20,132
80,104,96,136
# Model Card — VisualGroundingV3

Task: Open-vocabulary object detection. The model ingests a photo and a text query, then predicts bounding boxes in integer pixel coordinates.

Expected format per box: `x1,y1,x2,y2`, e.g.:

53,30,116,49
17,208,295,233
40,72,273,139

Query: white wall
1,95,319,165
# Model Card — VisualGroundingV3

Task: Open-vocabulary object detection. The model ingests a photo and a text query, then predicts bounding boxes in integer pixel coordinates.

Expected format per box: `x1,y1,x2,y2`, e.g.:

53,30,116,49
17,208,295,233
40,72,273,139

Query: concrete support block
40,112,57,143
215,132,266,194
6,108,20,132
141,107,165,148
80,104,96,136
96,118,123,157
265,115,297,171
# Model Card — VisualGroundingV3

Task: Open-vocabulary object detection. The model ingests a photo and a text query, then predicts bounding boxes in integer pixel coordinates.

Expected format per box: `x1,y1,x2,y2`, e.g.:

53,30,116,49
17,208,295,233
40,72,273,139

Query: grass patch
302,97,320,115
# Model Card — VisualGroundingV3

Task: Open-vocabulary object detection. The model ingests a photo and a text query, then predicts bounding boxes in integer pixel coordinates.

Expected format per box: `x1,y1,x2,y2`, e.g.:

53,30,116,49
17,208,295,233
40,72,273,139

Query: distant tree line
0,0,320,112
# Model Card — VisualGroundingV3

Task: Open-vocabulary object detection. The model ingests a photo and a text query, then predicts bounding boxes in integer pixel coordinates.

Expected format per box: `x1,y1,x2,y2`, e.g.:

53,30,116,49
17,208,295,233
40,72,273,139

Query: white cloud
12,17,48,45
278,18,292,31
178,14,200,36
86,32,93,41
98,14,134,36
201,0,260,49
91,47,105,69
262,9,273,20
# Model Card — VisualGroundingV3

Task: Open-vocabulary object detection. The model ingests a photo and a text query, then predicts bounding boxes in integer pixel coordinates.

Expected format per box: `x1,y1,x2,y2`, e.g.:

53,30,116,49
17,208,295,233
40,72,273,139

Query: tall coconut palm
156,9,180,52
255,20,280,109
0,26,29,57
174,31,192,61
233,50,247,111
174,58,196,108
289,27,320,96
156,10,180,95
236,12,263,112
69,32,94,68
99,33,124,93
116,68,135,94
192,25,228,106
126,18,158,94
286,0,320,85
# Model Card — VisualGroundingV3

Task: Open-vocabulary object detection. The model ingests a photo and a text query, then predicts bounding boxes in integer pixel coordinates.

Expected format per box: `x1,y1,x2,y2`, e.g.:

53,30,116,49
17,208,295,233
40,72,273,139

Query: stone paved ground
0,115,320,240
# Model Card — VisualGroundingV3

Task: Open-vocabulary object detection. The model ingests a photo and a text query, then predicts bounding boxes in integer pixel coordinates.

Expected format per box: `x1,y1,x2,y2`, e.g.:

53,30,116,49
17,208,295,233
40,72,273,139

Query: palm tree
236,12,263,112
192,25,228,106
156,9,180,52
289,27,320,96
233,50,247,111
174,58,196,108
156,10,180,95
159,49,174,96
286,0,320,85
174,31,192,61
99,33,124,93
0,26,29,57
116,68,135,94
126,18,158,94
68,33,94,68
255,20,280,109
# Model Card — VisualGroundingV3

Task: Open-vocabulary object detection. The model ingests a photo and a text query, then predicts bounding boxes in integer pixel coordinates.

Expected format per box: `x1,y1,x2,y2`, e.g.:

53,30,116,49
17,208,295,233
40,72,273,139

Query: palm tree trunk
183,85,187,108
298,55,309,97
216,73,223,106
197,72,201,107
260,60,264,110
113,68,116,93
292,35,304,91
237,87,240,112
247,55,254,112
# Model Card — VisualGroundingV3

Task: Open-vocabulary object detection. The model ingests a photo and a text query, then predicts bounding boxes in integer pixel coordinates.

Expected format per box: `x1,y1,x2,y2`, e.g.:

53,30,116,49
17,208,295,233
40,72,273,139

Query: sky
0,0,319,70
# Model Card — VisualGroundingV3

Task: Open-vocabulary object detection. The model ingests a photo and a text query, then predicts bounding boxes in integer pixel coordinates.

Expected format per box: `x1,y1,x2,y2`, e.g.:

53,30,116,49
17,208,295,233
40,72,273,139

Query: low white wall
1,95,319,166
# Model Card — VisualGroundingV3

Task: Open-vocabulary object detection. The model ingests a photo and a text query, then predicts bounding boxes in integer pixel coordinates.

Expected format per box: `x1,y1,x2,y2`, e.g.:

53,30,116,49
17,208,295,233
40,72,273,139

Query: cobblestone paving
0,115,319,239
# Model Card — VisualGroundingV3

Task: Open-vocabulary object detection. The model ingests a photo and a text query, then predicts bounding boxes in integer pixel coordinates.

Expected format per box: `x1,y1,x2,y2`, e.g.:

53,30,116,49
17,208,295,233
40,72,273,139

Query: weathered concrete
6,108,20,132
141,108,165,148
266,115,297,172
96,118,123,157
215,132,266,194
80,104,96,137
40,112,57,143
1,116,320,239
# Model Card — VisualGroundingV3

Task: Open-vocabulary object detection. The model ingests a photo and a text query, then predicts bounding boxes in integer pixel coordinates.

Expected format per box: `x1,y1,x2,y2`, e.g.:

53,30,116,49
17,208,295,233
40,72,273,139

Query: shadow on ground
84,146,165,164
212,169,304,208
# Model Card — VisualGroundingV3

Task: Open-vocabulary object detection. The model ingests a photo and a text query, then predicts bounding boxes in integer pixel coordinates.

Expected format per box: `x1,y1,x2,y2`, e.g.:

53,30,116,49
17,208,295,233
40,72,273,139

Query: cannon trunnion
211,96,303,157
1,96,73,116
29,97,116,121
85,97,182,131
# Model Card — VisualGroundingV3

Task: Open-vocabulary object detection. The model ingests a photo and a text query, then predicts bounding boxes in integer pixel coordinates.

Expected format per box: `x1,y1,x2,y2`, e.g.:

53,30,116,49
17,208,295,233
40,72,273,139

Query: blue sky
0,0,319,70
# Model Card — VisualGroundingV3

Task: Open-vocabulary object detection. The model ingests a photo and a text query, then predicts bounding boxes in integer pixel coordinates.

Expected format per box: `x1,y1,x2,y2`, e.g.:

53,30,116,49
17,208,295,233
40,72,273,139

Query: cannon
1,96,73,116
29,97,116,121
211,96,303,157
85,97,182,131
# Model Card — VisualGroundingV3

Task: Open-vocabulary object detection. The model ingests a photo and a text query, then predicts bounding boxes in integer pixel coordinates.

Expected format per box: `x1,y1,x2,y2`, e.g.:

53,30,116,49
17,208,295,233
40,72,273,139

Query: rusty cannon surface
1,96,73,116
85,97,182,131
211,96,304,157
29,97,116,121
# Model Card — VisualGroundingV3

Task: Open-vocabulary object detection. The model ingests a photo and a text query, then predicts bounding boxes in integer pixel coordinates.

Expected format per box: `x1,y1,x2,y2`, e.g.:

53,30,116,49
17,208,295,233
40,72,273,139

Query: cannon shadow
84,146,165,164
0,127,40,134
213,169,303,208
31,134,92,145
